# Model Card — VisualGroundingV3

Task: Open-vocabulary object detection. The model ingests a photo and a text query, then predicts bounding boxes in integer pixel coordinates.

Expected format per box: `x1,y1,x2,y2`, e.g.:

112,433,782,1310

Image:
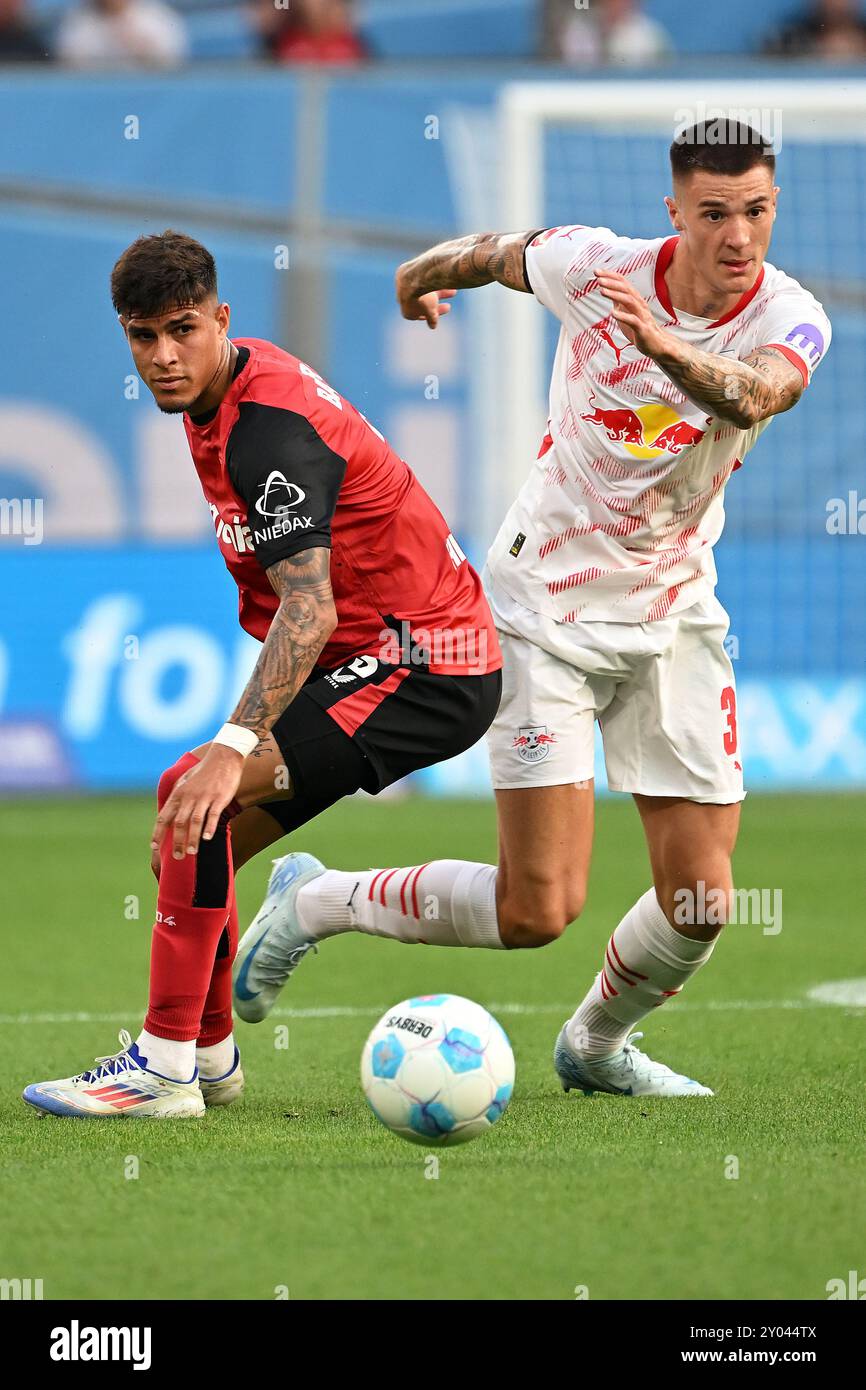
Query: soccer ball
360,993,515,1146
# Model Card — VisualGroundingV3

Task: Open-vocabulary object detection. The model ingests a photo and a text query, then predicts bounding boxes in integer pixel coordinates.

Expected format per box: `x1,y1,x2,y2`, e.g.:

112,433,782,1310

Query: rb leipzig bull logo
580,392,712,458
513,726,557,764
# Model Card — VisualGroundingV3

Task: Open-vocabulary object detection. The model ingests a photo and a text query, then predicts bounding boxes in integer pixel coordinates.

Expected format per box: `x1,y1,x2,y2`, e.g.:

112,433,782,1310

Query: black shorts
260,660,502,837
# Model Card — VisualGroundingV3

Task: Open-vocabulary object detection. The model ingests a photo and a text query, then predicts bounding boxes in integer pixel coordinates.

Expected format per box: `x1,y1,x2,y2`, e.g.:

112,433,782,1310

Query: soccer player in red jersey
22,230,502,1118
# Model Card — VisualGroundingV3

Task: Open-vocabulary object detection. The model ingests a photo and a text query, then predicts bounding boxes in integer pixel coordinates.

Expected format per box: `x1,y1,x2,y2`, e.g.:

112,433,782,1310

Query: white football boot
22,1030,205,1118
233,852,325,1023
198,1046,245,1107
554,1027,714,1098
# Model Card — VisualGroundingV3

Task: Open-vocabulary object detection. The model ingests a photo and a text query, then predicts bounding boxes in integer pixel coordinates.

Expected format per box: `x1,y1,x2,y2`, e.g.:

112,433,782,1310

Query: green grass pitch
1,791,864,1301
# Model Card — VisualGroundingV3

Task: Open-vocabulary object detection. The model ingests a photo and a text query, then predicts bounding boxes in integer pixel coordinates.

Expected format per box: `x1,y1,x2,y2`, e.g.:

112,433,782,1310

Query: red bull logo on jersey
512,725,557,763
580,393,644,444
580,394,712,461
648,420,707,454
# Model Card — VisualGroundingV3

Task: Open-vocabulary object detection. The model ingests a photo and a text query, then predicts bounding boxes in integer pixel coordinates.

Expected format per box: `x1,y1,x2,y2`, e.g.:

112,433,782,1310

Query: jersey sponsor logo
209,504,254,554
512,725,557,763
784,323,824,364
579,395,711,458
580,392,644,444
254,470,307,519
252,515,314,546
648,420,707,454
210,502,313,553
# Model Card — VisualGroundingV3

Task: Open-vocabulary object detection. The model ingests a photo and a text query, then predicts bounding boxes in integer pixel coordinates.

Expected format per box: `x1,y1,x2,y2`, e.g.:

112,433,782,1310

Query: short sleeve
226,401,347,570
753,290,832,388
523,224,623,322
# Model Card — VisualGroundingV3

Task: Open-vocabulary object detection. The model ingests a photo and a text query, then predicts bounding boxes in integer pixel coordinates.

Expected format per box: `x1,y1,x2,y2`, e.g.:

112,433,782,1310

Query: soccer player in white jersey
233,120,830,1099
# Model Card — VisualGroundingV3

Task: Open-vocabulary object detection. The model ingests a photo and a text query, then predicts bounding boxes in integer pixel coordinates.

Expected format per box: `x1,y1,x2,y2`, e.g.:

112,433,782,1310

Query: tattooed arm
229,547,337,740
149,547,337,860
595,268,804,428
396,231,535,328
651,341,804,429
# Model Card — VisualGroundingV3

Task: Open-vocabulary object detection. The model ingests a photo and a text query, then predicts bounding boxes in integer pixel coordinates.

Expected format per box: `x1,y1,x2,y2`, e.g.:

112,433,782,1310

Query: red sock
144,752,238,1044
198,895,239,1049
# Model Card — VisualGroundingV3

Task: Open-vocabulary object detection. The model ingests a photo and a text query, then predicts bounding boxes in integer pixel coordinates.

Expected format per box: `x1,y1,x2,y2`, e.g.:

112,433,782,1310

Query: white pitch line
0,997,859,1027
807,979,866,1008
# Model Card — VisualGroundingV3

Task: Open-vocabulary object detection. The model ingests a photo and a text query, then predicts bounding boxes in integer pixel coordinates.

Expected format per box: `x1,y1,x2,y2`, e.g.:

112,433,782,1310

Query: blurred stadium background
1,0,864,798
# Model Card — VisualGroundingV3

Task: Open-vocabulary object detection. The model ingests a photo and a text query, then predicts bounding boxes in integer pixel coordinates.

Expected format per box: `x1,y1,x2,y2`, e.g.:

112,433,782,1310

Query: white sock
566,889,717,1060
195,1033,236,1080
135,1029,196,1082
296,861,503,948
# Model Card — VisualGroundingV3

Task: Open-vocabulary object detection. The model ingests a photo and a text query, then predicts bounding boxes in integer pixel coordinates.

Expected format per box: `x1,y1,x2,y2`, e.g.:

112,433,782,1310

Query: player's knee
560,882,587,928
507,907,570,948
498,880,585,948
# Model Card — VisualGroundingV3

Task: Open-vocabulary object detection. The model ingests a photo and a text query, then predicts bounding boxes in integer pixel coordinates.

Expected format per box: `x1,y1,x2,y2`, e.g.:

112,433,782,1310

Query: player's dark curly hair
110,230,218,319
670,121,775,181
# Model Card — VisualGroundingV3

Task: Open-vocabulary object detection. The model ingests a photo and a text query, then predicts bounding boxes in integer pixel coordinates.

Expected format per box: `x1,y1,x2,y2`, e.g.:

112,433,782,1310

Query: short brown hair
111,229,217,319
670,121,775,182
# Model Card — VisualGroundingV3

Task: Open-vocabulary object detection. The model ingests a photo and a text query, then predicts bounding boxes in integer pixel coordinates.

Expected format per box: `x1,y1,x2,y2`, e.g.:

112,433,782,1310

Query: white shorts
484,571,744,803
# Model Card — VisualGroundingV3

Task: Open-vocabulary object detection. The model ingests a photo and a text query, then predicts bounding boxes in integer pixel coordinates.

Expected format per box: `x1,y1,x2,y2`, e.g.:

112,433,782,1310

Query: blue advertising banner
1,548,865,794
0,549,259,789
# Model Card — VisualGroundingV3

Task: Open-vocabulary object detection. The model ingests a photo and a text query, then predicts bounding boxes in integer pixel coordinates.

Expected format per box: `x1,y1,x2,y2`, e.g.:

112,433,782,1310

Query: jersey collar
654,235,765,328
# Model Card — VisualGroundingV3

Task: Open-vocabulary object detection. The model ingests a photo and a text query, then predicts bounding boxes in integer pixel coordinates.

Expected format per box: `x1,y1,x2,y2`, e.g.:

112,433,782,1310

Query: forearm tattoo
398,231,535,296
230,548,336,739
653,342,804,428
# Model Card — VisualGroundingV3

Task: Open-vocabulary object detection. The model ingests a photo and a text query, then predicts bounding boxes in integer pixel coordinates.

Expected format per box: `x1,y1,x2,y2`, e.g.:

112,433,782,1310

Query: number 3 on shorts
721,685,738,755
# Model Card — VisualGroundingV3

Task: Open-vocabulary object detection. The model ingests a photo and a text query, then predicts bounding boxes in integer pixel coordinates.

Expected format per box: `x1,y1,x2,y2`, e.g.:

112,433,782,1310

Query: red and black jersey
183,339,501,677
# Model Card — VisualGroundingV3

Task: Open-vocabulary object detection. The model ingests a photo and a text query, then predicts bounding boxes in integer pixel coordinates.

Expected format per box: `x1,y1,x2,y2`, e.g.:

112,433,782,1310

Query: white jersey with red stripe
486,226,831,624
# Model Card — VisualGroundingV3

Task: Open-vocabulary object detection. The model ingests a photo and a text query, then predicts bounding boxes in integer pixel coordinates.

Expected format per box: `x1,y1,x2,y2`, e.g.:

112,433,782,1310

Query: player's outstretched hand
397,287,456,330
594,268,672,359
151,745,244,861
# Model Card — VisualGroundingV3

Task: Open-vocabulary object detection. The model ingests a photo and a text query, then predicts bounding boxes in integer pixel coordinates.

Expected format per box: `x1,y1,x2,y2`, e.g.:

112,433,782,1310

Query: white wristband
212,722,259,758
